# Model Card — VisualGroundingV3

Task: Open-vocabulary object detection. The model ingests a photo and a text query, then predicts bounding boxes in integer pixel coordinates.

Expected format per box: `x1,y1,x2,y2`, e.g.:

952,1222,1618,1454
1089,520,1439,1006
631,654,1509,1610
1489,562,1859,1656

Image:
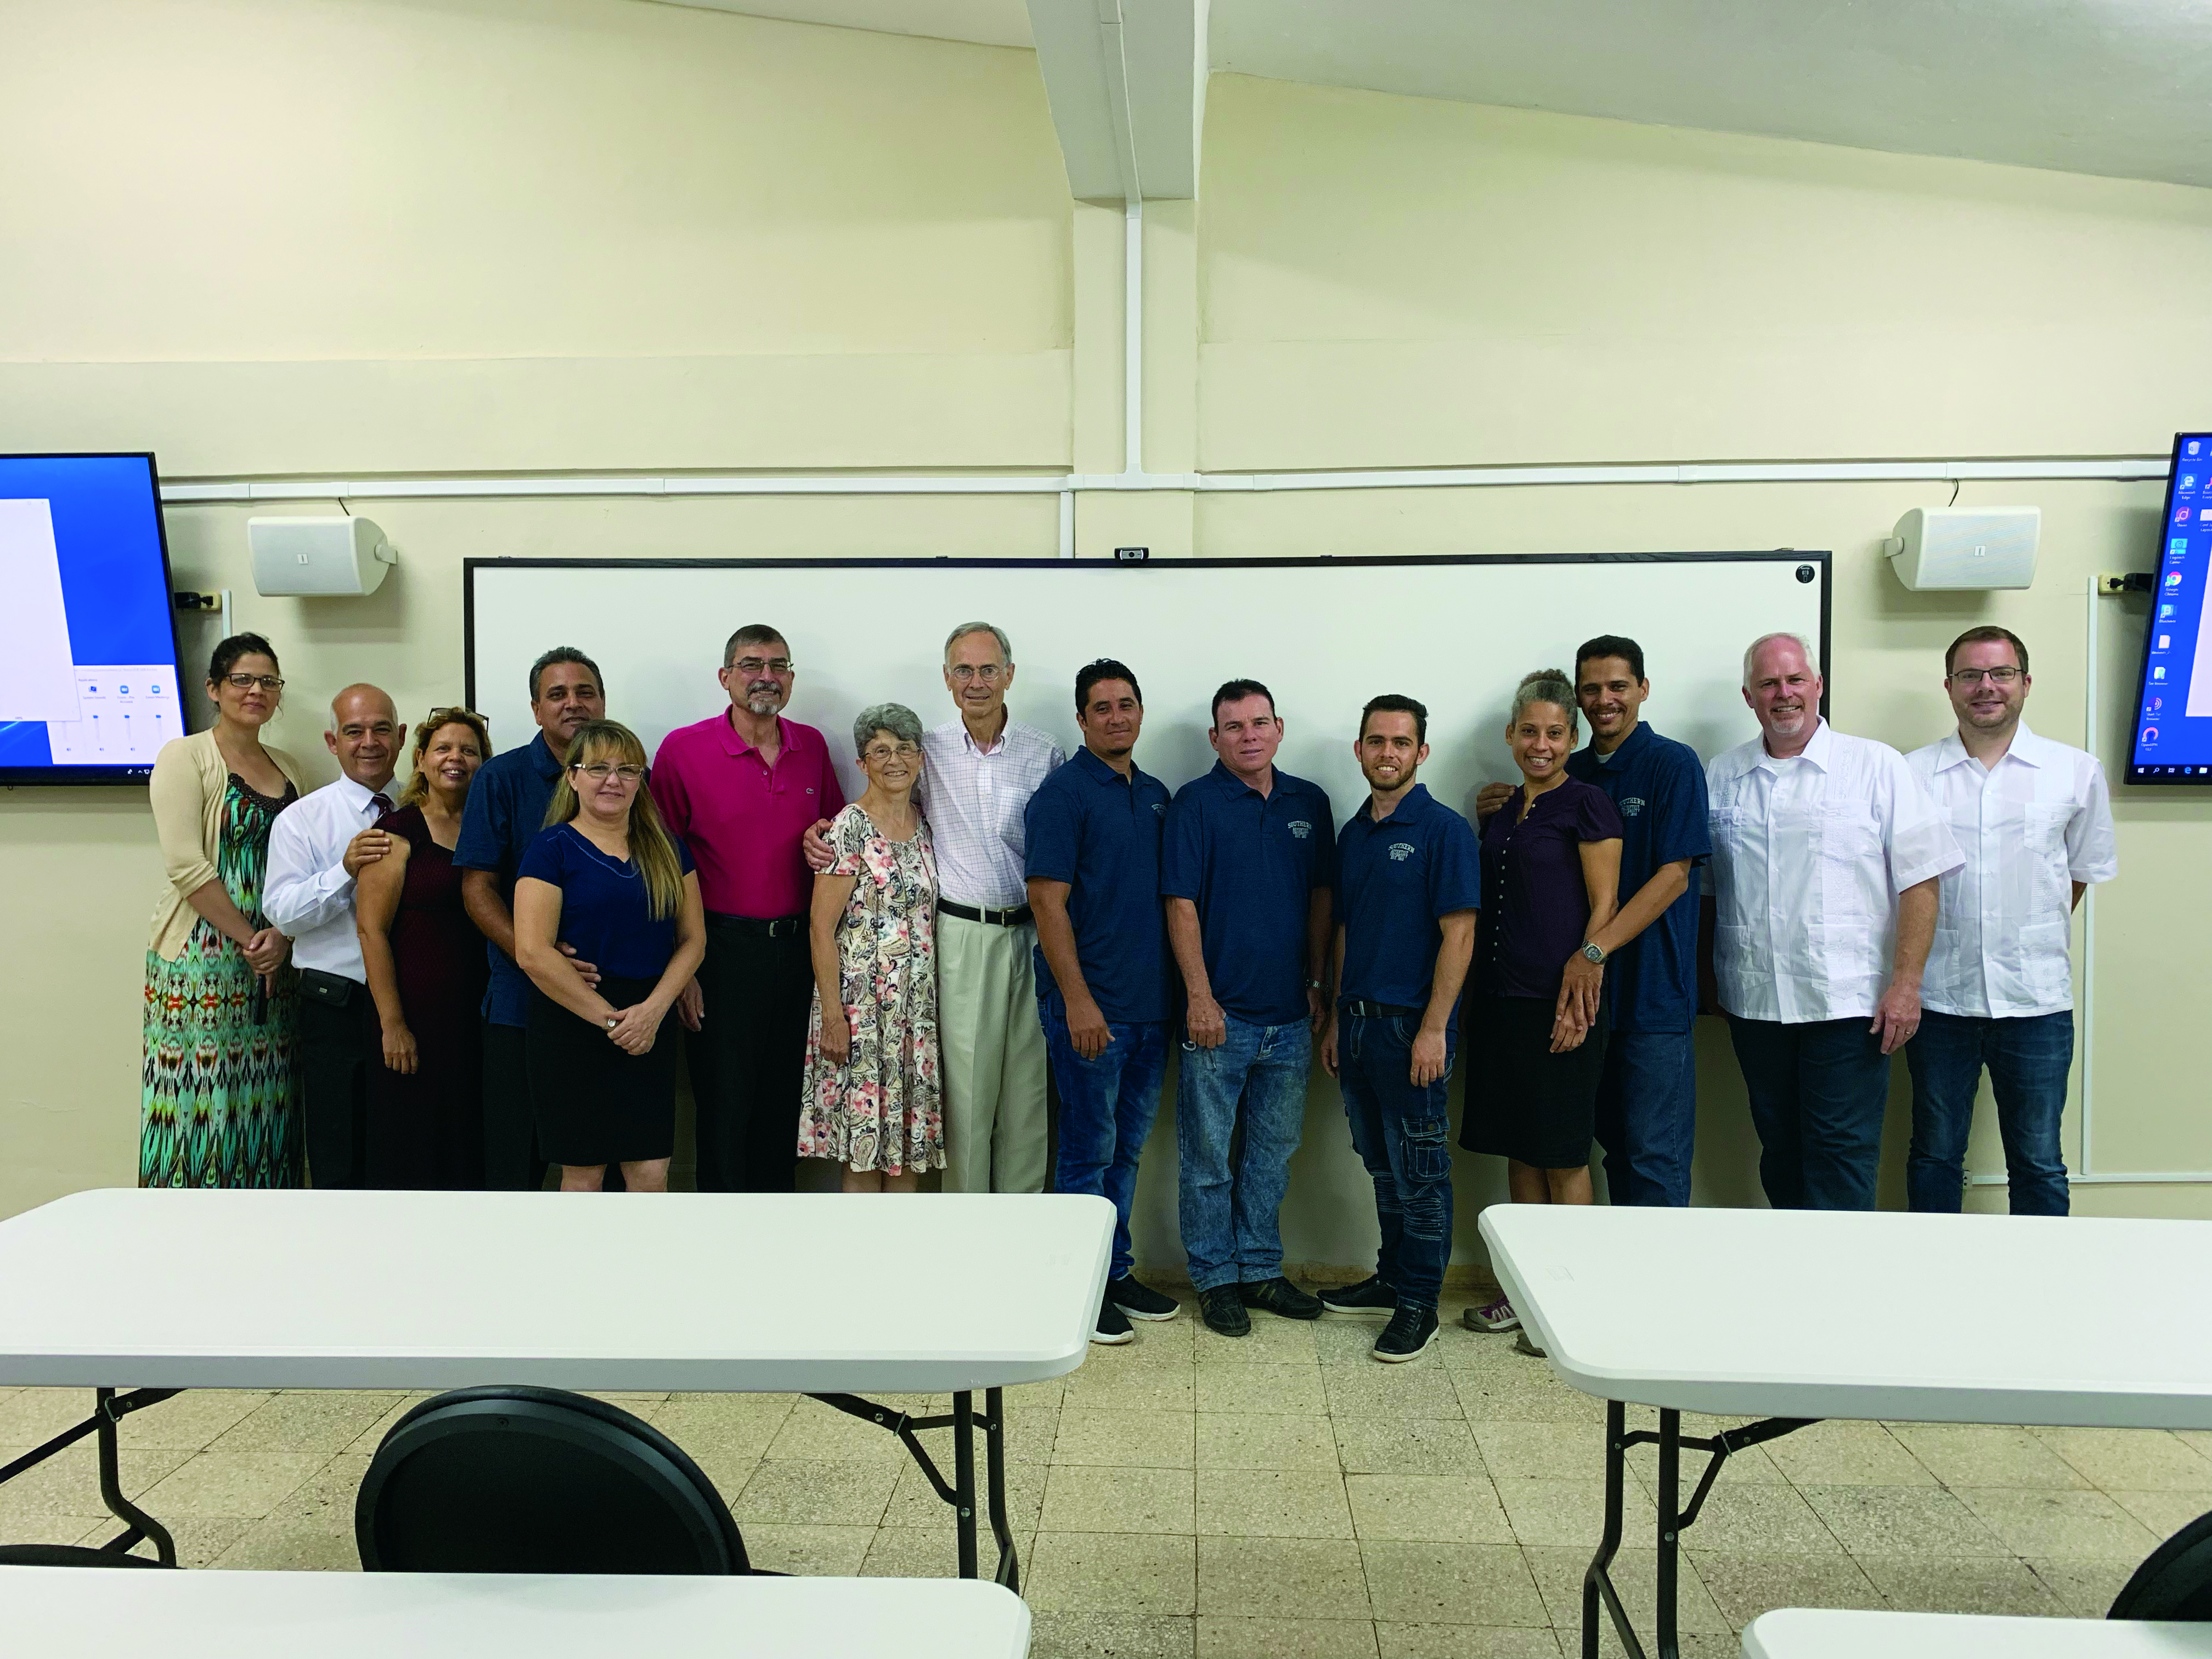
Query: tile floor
4,1286,2208,1658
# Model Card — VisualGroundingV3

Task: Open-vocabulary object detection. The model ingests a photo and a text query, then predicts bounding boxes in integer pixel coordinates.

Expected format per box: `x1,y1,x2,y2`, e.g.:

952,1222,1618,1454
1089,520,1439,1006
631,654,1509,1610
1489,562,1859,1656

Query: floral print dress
796,803,944,1175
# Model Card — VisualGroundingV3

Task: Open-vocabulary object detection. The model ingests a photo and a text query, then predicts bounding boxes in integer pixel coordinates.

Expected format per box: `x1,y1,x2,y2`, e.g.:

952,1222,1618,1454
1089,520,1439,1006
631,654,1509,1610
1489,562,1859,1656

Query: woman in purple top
1459,669,1624,1223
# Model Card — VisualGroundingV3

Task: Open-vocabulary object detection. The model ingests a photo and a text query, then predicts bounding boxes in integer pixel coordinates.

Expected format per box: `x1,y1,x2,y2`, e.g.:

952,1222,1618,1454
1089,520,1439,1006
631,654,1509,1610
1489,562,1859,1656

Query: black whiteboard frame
464,550,1834,720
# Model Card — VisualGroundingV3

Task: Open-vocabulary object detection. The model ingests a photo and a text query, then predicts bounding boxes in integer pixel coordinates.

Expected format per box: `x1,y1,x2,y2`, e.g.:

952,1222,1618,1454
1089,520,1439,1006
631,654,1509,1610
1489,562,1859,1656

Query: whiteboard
466,552,1829,1266
465,554,1830,823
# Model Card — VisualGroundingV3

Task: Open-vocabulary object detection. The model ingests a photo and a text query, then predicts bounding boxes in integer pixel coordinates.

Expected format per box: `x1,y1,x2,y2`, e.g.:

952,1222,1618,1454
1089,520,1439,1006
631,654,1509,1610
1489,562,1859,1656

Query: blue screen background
2129,433,2212,781
0,455,183,773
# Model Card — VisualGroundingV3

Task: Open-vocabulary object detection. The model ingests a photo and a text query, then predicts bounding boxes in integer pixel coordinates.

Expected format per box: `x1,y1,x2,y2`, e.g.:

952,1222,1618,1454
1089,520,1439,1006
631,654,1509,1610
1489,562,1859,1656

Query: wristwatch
1305,978,1324,990
605,1015,620,1030
1580,942,1609,965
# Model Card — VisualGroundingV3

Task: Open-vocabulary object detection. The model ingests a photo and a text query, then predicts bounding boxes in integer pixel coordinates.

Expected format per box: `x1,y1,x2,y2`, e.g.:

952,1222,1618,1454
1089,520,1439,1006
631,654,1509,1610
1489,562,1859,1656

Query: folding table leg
1583,1399,1643,1659
984,1386,1019,1591
809,1387,1019,1583
1655,1408,1681,1659
952,1390,979,1579
95,1388,177,1566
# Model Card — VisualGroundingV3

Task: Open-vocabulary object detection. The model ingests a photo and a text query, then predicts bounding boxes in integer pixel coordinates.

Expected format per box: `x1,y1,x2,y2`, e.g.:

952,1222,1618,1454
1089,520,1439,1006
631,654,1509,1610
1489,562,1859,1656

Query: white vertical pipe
1124,198,1143,477
2080,572,2100,1176
220,589,234,639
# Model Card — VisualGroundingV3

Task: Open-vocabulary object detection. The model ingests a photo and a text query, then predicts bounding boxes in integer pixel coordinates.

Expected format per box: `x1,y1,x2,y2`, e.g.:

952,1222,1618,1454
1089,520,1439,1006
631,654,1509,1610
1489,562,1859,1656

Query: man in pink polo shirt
651,623,845,1192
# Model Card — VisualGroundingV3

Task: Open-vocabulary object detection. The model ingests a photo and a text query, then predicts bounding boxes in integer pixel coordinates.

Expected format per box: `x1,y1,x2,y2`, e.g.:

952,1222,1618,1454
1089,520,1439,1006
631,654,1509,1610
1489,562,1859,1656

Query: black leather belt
708,913,806,939
1342,999,1421,1019
939,899,1033,927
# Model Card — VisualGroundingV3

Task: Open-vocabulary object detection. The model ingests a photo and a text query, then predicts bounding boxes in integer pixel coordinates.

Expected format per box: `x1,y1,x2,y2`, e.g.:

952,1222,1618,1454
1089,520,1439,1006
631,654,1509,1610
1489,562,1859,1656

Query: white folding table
1,1564,1031,1658
0,1188,1114,1582
1480,1205,2212,1659
1742,1608,2212,1658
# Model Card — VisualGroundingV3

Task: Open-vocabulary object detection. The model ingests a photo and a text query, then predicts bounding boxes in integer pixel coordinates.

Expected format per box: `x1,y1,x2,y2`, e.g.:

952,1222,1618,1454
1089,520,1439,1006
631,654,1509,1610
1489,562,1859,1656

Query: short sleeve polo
1334,783,1481,1014
1161,762,1335,1026
1565,721,1712,1034
1024,747,1172,1024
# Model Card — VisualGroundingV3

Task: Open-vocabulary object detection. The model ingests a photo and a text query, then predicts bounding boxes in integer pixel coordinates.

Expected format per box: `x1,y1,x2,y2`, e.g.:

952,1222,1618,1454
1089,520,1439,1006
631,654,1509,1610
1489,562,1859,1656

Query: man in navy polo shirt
1026,658,1180,1346
1319,693,1480,1363
1469,636,1710,1228
1163,678,1334,1338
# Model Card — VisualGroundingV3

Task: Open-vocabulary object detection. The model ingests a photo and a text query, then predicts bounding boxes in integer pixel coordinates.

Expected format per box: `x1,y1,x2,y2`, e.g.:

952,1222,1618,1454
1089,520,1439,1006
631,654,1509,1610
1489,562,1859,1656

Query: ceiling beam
1026,0,1206,200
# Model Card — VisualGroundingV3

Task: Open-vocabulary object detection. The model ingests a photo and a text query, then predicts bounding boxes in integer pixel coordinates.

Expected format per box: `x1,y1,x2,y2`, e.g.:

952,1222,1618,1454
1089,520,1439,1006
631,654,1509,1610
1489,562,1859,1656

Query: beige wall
3,9,2207,1233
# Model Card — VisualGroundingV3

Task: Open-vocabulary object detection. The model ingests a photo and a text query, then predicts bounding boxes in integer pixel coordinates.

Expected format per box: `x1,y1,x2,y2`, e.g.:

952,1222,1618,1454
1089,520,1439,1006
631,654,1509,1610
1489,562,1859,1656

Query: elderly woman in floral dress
797,703,943,1192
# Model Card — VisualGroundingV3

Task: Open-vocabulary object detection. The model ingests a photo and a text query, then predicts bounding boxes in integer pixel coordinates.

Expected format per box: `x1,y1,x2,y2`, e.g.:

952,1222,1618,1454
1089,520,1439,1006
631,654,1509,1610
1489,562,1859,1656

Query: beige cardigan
146,729,312,961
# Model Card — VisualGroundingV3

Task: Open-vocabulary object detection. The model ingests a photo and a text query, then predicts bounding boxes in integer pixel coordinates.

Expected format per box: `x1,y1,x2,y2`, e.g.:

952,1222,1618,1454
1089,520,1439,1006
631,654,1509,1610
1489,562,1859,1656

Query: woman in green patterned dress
142,633,312,1187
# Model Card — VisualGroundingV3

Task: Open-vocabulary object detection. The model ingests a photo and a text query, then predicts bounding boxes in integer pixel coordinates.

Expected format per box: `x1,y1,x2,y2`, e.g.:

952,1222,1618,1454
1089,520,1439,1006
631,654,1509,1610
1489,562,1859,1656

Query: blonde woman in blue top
515,721,704,1193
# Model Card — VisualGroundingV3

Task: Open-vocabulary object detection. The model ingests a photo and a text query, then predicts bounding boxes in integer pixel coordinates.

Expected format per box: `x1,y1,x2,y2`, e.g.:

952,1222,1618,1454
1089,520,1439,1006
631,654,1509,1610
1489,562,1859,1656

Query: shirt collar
1073,744,1147,788
719,712,788,759
528,732,564,779
1936,718,2050,774
1207,759,1277,799
1590,720,1651,769
961,713,1011,757
334,774,389,814
1361,782,1432,825
1759,717,1832,771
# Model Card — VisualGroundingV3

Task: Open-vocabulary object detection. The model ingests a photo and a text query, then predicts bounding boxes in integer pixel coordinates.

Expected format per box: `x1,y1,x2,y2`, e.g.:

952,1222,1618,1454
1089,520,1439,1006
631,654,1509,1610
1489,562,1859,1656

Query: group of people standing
139,613,2114,1366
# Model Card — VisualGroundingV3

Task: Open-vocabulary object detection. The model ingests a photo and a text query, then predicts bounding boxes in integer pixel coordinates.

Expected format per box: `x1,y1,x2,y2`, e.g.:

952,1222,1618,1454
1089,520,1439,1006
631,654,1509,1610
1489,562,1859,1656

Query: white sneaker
1462,1294,1521,1334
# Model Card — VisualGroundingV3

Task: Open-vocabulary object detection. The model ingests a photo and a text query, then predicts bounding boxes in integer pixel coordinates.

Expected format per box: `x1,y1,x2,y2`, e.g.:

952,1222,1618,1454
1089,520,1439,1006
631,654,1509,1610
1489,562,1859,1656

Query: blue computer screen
0,454,190,783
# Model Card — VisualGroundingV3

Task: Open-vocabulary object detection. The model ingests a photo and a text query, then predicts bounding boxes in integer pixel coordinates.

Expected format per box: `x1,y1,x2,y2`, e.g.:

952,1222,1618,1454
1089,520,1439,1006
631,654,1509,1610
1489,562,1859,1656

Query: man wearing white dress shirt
264,685,404,1189
1706,634,1963,1211
803,621,1065,1191
1904,627,2117,1216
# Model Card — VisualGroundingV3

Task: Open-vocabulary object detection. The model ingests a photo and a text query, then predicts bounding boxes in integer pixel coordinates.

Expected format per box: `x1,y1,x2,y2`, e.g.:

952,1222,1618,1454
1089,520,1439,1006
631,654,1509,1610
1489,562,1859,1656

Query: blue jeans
1176,1014,1312,1293
1042,995,1169,1282
1725,1015,1890,1211
1337,1012,1454,1310
1594,1029,1698,1207
1904,1008,2073,1216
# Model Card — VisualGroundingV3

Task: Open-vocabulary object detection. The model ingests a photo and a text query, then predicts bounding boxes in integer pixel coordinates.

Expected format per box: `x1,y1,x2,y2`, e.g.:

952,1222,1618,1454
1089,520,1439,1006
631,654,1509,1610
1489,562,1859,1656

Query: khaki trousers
936,911,1050,1194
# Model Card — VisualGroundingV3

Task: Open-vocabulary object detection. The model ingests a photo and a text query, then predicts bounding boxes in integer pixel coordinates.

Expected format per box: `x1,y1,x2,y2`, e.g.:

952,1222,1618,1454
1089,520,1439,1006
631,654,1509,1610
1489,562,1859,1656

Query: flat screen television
2129,432,2212,783
0,453,190,785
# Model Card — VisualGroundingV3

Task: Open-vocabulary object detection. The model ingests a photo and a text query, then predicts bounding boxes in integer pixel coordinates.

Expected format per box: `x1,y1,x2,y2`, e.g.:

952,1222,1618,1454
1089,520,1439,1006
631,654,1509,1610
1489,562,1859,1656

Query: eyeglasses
573,762,645,783
423,706,484,728
863,742,921,764
220,673,284,692
948,663,1005,684
731,657,794,676
1949,667,2024,686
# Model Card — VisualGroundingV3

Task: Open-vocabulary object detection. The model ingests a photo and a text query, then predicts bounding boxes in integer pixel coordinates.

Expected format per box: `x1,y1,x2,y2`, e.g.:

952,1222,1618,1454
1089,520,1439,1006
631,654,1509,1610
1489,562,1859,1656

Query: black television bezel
0,452,192,788
2124,432,2212,786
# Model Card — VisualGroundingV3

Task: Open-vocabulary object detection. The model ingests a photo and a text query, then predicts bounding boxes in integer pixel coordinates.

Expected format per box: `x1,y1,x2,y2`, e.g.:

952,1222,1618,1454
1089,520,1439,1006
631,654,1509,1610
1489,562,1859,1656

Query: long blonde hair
396,707,492,810
543,720,685,919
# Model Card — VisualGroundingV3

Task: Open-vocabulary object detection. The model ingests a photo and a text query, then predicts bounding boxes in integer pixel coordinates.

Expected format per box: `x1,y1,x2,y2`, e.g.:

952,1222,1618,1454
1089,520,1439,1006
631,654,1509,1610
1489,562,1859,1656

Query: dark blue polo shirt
1565,720,1711,1034
454,731,565,1027
1335,783,1481,1014
1024,746,1172,1025
1161,762,1335,1028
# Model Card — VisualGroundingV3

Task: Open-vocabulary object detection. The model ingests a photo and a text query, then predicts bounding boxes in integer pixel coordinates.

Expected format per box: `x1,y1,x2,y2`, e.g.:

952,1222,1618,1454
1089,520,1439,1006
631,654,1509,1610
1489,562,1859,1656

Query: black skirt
1458,992,1609,1170
526,975,680,1167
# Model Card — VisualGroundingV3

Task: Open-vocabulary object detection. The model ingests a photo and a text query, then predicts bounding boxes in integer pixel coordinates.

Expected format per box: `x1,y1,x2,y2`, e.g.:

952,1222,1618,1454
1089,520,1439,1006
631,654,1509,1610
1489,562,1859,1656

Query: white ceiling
651,0,2212,190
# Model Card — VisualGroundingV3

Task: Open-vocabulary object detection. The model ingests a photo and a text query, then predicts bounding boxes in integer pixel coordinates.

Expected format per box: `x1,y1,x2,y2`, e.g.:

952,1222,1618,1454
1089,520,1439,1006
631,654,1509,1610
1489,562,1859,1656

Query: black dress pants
297,984,373,1189
481,1019,545,1192
687,918,812,1193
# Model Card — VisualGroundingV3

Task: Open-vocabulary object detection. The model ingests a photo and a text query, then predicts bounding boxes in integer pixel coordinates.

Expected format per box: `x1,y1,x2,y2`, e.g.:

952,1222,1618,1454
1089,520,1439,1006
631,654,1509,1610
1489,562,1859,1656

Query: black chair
356,1385,763,1575
2112,1508,2212,1620
0,1544,170,1568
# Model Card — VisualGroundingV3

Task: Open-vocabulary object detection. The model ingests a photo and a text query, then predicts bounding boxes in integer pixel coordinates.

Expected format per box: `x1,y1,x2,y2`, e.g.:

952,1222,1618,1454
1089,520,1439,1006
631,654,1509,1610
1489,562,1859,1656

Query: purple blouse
1477,777,1625,1000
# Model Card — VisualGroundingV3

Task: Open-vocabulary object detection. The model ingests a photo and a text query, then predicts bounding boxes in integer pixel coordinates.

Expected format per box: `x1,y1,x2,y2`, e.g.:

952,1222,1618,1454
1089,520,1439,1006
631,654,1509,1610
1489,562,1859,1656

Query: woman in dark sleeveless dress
356,708,493,1188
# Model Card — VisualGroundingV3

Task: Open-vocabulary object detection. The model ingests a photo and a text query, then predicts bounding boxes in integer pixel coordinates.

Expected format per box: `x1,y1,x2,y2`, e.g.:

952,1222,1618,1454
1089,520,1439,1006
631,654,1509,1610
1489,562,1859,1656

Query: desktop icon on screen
2187,475,2202,492
2192,441,2205,457
2158,635,2172,650
2179,507,2193,524
2154,667,2167,681
2169,571,2186,589
2163,604,2177,619
2143,726,2160,745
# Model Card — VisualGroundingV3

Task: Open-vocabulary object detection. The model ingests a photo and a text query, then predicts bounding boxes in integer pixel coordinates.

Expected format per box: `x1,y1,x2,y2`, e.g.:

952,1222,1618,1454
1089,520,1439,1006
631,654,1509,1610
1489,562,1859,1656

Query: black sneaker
1238,1277,1323,1321
1373,1303,1440,1363
1108,1276,1181,1322
1318,1275,1398,1318
1092,1296,1134,1345
1198,1285,1250,1338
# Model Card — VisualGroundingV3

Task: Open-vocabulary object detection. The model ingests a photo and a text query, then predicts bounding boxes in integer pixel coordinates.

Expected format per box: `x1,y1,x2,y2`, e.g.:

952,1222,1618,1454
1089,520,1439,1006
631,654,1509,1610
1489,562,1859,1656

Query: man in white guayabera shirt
806,622,1064,1192
1705,632,1962,1211
1904,625,2117,1216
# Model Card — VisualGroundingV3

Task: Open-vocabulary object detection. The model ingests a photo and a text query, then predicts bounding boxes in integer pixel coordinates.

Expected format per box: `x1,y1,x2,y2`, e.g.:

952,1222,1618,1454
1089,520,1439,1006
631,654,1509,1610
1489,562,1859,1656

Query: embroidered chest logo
1621,796,1646,818
1389,842,1415,862
1288,820,1313,839
1152,801,1166,815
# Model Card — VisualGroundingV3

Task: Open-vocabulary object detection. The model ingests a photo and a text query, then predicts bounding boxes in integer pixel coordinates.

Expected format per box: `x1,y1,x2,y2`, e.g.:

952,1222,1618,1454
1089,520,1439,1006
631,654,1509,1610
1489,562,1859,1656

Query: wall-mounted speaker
247,516,397,596
1883,506,2040,590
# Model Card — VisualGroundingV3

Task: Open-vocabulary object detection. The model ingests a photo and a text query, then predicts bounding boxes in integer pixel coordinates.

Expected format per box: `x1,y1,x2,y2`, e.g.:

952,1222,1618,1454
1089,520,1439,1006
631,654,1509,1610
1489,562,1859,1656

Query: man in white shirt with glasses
1706,632,1962,1211
1904,626,2117,1215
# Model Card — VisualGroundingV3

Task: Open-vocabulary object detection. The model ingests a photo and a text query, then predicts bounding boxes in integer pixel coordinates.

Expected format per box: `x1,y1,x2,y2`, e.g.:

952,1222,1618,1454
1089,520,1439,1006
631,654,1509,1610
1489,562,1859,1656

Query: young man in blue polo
1319,693,1480,1363
1026,659,1181,1345
1163,678,1334,1338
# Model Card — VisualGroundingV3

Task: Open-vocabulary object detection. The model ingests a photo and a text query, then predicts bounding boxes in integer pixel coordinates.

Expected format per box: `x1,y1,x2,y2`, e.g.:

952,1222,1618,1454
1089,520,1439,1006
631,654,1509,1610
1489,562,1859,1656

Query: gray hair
853,702,924,755
1742,631,1820,689
943,620,1013,665
1509,669,1578,732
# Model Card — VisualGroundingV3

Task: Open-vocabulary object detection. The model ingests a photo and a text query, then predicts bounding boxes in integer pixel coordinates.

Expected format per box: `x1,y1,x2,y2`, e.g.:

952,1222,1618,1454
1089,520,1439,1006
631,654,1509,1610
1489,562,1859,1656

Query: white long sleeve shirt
1905,721,2118,1019
1706,720,1963,1024
916,717,1065,909
262,775,393,982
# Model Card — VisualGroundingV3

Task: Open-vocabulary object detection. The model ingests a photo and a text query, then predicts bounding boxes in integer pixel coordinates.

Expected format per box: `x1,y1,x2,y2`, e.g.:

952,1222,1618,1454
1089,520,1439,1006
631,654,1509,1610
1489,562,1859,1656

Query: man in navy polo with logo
1026,658,1180,1346
1163,678,1334,1339
1319,693,1479,1363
